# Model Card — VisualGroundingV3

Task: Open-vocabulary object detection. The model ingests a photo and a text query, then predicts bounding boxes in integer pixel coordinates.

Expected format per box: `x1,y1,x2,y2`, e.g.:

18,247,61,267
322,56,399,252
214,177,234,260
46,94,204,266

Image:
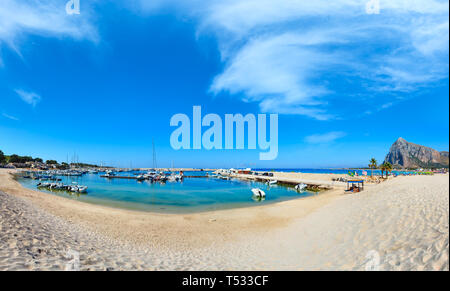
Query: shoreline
1,169,342,249
14,172,324,215
1,169,448,270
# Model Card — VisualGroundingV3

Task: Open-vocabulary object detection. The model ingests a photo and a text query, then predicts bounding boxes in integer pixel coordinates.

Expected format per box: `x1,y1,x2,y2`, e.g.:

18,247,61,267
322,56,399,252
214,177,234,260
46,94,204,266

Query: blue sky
0,0,448,168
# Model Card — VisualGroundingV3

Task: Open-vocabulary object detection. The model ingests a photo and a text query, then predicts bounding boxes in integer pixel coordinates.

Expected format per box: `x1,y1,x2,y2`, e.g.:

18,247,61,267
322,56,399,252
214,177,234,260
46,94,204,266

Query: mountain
384,138,449,169
440,151,449,166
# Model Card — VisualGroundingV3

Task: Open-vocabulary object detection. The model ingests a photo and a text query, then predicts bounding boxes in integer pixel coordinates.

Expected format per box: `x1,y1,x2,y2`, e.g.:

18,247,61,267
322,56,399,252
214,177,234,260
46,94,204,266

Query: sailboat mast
152,140,157,170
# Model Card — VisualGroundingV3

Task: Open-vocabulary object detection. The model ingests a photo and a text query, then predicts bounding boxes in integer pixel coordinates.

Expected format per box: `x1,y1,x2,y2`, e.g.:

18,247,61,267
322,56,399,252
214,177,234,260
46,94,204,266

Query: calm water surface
19,171,314,213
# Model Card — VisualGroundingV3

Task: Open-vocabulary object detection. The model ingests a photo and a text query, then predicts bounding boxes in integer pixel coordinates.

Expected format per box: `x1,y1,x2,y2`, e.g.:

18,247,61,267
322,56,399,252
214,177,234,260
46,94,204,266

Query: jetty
100,175,139,179
239,174,340,190
214,170,351,191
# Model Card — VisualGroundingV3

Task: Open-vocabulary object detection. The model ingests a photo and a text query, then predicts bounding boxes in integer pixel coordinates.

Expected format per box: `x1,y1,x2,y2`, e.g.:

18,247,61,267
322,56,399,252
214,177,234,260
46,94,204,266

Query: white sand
228,174,449,270
0,169,448,270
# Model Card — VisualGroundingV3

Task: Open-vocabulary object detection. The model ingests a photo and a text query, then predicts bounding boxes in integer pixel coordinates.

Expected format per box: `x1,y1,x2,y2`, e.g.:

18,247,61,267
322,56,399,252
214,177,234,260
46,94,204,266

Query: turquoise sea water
254,168,417,175
18,172,314,213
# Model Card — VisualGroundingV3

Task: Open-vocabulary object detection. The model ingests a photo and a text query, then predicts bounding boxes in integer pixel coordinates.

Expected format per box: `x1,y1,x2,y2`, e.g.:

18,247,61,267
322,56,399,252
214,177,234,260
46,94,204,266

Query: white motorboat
68,182,88,193
50,183,65,190
251,188,266,197
103,171,116,178
295,183,307,191
268,180,278,185
77,186,88,193
37,182,51,188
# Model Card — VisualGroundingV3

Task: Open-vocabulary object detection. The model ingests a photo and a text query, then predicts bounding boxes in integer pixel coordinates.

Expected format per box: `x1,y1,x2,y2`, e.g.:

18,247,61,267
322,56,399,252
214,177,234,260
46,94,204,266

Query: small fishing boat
37,181,88,193
77,186,88,193
295,183,307,191
68,184,88,193
103,171,116,178
136,175,146,181
69,185,78,192
251,188,266,198
143,173,155,181
268,180,278,185
50,183,65,190
67,172,83,177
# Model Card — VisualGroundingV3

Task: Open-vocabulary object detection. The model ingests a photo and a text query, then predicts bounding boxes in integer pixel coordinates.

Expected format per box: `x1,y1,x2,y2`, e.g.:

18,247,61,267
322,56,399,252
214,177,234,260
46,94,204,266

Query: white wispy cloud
209,32,342,120
15,89,41,107
1,1,447,120
134,0,449,119
305,131,347,144
2,113,19,121
0,0,97,62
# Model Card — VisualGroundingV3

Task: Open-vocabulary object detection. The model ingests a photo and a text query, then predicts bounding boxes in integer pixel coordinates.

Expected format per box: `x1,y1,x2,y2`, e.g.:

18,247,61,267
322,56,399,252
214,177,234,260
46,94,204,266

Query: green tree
380,162,386,178
8,154,33,163
0,150,6,164
46,160,58,165
9,154,20,163
34,158,43,163
22,156,33,163
368,158,378,177
384,162,393,177
60,162,70,170
380,162,393,178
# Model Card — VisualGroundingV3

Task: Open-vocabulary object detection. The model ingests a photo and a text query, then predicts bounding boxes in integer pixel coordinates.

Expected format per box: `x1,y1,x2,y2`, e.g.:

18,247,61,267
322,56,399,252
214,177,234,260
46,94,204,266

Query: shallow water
18,172,314,213
255,168,417,175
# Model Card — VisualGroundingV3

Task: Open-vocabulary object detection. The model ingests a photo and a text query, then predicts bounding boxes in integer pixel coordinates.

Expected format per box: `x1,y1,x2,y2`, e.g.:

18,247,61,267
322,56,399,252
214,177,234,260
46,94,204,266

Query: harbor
16,165,414,206
15,168,319,213
1,168,448,270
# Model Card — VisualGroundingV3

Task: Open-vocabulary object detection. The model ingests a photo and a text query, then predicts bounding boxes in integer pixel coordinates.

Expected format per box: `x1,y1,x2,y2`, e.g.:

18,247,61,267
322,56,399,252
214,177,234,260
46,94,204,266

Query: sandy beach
0,169,448,270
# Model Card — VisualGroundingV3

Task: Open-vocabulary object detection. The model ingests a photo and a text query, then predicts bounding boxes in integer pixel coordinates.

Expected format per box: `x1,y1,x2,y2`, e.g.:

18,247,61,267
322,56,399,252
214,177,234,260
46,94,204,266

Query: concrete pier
229,173,348,190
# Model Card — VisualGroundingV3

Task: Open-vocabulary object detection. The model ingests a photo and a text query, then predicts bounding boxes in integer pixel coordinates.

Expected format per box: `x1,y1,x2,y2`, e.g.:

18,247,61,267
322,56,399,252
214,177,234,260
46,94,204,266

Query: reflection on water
19,171,313,213
251,195,266,202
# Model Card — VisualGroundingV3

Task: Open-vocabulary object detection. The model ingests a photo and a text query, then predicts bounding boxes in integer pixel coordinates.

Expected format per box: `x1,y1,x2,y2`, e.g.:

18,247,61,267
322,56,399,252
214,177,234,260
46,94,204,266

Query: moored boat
295,183,307,191
251,188,266,197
